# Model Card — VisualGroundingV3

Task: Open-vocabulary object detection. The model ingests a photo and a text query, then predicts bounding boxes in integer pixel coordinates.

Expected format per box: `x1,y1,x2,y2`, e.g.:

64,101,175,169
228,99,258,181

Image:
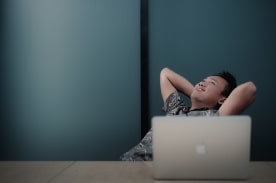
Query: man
120,67,256,161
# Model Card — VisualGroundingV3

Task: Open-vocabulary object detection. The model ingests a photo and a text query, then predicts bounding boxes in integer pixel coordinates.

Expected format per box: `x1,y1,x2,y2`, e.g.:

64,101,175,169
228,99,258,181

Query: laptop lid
152,116,251,180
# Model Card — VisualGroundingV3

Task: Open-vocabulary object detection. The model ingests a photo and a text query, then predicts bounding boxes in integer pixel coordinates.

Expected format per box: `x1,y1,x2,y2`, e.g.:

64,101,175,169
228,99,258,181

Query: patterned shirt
120,91,219,161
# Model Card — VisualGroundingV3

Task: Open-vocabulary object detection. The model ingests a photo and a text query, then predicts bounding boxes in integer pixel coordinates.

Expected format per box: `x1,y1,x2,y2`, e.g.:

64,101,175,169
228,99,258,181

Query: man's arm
218,81,256,115
160,67,194,102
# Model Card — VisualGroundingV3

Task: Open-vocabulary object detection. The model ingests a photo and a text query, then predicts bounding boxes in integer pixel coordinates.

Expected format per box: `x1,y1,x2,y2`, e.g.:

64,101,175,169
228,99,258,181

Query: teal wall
1,0,140,160
149,0,276,160
1,0,275,161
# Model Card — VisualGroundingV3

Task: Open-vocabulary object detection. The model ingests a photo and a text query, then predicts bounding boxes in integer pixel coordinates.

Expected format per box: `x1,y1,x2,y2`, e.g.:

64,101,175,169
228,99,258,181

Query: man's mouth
196,87,205,92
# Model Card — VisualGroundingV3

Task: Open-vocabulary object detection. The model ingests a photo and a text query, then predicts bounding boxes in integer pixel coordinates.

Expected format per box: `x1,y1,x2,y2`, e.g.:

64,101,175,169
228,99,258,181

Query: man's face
191,76,228,108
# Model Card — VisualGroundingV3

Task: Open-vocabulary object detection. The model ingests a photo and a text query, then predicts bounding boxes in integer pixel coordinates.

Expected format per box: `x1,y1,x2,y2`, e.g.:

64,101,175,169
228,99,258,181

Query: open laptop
152,115,251,180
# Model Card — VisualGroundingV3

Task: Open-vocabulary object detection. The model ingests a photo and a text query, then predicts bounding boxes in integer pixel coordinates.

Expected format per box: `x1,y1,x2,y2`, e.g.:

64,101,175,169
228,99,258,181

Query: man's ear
218,97,227,105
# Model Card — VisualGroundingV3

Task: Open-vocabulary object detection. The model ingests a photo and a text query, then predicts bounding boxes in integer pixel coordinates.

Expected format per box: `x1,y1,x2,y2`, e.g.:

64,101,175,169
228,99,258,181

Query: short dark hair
212,71,237,97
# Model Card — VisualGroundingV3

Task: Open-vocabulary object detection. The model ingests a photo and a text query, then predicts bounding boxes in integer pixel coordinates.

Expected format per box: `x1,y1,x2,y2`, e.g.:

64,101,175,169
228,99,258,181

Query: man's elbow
246,81,257,94
160,67,170,80
244,81,257,103
160,67,169,76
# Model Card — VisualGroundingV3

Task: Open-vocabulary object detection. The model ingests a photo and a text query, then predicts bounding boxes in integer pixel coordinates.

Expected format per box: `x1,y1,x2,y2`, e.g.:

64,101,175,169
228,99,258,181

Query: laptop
152,115,251,180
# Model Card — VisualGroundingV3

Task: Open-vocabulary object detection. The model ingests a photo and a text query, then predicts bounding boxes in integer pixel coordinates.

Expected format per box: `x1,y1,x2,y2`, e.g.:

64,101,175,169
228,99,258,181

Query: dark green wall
149,0,276,160
1,0,140,160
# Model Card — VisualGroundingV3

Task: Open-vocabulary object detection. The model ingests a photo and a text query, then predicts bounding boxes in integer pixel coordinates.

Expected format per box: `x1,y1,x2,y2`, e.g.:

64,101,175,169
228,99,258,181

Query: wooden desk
0,161,275,183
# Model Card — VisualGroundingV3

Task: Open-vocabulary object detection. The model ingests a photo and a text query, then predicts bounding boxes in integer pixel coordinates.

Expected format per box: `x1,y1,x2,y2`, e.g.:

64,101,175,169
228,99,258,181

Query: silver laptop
152,115,251,180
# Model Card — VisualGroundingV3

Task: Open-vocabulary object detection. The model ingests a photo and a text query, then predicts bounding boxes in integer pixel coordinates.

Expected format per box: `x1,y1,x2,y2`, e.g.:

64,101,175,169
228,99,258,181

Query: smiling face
190,76,228,109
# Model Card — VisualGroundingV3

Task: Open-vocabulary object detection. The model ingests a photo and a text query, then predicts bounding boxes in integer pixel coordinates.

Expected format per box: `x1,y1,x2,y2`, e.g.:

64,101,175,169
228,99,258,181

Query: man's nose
198,82,204,86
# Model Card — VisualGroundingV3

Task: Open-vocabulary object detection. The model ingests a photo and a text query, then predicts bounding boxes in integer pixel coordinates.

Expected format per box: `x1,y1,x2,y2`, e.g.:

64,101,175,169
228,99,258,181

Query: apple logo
196,144,207,155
